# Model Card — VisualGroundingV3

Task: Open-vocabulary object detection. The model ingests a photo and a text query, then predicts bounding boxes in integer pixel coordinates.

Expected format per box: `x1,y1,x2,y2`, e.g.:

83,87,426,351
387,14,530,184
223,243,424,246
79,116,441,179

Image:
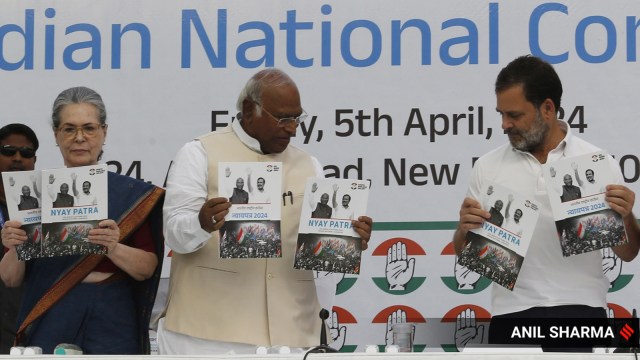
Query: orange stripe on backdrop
371,238,427,256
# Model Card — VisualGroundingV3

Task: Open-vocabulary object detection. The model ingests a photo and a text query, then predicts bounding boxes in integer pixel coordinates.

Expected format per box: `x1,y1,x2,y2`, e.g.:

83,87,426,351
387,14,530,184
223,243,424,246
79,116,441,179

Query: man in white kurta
159,69,373,354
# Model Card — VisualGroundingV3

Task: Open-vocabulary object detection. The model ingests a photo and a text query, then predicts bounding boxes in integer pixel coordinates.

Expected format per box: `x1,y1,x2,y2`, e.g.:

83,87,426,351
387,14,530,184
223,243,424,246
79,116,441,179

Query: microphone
306,309,338,356
303,309,339,358
320,309,330,346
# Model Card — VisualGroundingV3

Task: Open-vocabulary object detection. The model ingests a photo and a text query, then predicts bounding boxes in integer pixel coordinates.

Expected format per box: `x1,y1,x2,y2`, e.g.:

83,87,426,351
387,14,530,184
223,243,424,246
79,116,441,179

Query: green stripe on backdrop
373,222,458,231
374,219,640,231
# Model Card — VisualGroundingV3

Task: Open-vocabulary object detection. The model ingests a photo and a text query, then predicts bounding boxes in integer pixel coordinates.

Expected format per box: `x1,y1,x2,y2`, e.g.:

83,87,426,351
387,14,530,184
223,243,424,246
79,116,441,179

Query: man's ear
542,98,556,118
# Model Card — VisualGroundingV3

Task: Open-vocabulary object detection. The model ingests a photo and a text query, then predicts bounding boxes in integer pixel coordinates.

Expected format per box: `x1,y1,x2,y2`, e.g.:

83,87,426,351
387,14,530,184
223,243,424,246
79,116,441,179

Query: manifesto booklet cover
458,182,540,291
218,162,282,258
2,170,42,261
40,164,108,258
294,178,370,274
542,151,627,257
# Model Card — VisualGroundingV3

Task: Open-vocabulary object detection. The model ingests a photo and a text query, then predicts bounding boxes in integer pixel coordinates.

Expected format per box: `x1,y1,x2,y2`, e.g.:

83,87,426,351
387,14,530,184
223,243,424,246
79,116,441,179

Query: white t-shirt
504,217,524,237
76,191,97,206
333,206,355,220
581,179,605,197
249,189,271,204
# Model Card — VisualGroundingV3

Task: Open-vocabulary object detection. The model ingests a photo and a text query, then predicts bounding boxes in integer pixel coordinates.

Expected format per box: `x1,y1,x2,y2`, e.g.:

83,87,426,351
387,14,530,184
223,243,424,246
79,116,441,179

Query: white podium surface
0,352,638,360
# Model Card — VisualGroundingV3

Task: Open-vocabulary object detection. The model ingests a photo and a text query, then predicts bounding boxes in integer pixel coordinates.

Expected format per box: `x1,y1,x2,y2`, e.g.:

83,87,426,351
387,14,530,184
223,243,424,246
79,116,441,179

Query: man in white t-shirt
452,55,640,352
331,184,354,220
504,195,523,237
71,173,97,206
574,165,605,197
247,171,270,204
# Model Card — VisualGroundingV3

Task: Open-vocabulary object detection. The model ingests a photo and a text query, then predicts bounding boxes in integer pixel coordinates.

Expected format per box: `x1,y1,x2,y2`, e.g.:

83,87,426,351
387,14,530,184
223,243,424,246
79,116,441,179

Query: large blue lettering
575,16,616,63
341,20,381,67
236,22,274,68
44,8,55,69
181,9,226,68
321,4,332,66
4,4,640,70
530,3,569,64
0,9,34,70
489,3,499,64
627,16,640,61
391,19,432,66
281,10,313,67
112,23,151,69
440,18,478,65
63,24,101,70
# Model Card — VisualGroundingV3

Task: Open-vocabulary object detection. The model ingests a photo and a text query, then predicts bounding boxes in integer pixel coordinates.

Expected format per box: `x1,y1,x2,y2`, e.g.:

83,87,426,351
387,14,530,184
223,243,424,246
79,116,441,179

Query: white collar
231,119,264,154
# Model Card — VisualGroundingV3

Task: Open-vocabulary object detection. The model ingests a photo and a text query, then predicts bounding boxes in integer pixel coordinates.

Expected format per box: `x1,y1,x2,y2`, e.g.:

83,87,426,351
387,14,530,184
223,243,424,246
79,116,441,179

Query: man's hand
48,174,55,184
352,216,373,251
605,185,635,221
606,185,640,262
457,198,489,232
454,260,480,290
453,197,489,255
198,197,231,233
311,182,318,193
386,242,415,291
224,167,231,178
455,308,484,351
8,177,15,187
71,172,77,181
549,167,557,178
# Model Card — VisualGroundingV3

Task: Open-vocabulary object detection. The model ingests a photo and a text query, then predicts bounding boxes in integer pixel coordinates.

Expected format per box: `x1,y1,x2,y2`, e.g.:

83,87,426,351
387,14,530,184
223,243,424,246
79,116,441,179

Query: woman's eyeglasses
0,145,36,158
56,124,105,139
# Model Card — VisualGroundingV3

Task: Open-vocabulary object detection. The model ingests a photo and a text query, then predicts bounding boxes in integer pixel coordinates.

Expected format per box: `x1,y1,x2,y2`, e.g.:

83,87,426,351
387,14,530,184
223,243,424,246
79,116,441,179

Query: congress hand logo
454,308,485,351
454,259,481,290
328,309,347,350
386,241,416,291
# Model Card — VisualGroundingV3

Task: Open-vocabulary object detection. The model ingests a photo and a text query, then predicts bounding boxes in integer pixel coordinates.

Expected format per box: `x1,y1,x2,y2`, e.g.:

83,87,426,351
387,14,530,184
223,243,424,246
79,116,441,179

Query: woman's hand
1,220,27,249
88,219,120,254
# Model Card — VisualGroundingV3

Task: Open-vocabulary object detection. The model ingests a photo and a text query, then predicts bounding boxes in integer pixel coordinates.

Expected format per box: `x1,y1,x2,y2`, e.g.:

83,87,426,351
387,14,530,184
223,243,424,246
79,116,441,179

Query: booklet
294,178,370,274
542,151,627,257
218,162,282,258
39,165,108,258
1,170,42,261
458,182,540,291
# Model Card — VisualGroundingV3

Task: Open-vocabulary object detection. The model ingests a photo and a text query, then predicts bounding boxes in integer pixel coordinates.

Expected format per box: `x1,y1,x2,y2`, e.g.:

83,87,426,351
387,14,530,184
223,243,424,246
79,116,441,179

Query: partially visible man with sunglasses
0,123,38,354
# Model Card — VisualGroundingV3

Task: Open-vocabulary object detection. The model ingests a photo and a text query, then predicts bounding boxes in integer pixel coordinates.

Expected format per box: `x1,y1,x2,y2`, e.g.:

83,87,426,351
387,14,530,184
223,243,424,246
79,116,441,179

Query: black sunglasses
0,145,36,158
